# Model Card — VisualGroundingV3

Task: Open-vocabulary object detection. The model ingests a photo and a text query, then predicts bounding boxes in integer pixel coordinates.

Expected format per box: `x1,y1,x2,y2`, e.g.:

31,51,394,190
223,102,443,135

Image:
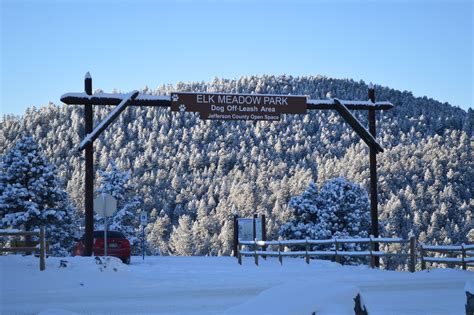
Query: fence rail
0,228,46,271
238,236,416,272
421,244,474,270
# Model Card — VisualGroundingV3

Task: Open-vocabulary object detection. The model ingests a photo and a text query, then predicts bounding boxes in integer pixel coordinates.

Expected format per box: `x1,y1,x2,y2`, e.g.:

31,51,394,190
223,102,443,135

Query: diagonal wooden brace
333,98,384,153
78,90,139,151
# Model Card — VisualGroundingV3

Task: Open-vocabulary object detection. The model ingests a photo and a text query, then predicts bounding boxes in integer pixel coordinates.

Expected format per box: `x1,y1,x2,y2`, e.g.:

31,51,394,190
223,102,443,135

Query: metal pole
104,215,108,257
39,227,45,271
84,72,94,256
104,194,107,258
142,225,145,260
368,85,380,267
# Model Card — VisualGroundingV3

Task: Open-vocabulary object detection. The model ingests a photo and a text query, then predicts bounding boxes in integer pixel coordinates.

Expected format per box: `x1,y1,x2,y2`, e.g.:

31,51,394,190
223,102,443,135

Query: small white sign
140,212,148,225
93,193,117,218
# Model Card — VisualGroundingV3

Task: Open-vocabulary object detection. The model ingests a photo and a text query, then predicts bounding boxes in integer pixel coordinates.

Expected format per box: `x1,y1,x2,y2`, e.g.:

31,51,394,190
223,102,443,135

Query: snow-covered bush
0,136,77,255
315,178,370,240
279,177,370,259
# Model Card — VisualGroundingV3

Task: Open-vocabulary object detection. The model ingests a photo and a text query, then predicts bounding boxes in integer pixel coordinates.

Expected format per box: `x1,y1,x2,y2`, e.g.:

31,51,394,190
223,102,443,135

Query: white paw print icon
179,104,186,112
172,94,179,102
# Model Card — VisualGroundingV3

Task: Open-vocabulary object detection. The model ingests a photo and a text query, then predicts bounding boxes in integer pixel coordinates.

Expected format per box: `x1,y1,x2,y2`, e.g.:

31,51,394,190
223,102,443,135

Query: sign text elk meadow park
171,92,307,121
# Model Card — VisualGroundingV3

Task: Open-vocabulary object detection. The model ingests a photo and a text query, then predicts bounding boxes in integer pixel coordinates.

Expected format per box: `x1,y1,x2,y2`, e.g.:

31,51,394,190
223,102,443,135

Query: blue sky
1,0,472,115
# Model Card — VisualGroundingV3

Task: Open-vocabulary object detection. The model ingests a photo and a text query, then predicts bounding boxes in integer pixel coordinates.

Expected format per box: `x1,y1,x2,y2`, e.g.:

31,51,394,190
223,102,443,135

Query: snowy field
0,255,472,315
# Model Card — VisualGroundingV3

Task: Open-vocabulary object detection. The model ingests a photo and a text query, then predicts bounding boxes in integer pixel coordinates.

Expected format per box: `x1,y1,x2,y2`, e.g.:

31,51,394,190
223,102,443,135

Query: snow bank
225,280,360,315
0,255,471,314
466,280,474,294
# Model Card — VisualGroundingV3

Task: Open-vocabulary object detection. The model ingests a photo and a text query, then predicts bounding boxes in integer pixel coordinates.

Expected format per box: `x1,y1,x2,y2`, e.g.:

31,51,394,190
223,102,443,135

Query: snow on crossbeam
0,229,41,236
307,99,394,110
78,91,139,151
61,92,394,110
423,257,463,263
422,244,463,251
61,92,171,107
239,237,407,247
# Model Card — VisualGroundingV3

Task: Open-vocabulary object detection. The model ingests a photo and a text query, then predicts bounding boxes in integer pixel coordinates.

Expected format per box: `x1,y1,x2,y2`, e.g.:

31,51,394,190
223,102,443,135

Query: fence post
39,227,45,271
421,245,426,270
262,214,267,260
254,239,258,266
335,238,340,264
305,238,310,264
409,236,416,272
238,243,242,265
462,244,467,270
370,236,375,268
278,241,283,265
233,215,238,258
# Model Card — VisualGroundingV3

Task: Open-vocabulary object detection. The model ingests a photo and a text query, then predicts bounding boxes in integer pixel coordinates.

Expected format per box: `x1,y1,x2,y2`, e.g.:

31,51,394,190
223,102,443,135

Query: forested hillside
1,75,472,256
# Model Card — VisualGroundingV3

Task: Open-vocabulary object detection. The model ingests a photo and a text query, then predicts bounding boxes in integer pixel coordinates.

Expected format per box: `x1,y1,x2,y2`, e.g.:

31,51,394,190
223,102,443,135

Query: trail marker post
140,212,148,260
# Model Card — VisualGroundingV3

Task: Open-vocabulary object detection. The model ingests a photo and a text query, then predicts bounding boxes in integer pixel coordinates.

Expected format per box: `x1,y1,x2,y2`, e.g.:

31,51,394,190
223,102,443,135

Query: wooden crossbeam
78,91,139,151
0,231,40,236
60,92,394,111
333,98,384,153
0,247,38,252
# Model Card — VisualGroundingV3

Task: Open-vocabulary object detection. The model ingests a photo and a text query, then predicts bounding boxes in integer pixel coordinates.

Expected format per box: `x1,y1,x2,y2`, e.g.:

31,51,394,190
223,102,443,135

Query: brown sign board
171,92,307,121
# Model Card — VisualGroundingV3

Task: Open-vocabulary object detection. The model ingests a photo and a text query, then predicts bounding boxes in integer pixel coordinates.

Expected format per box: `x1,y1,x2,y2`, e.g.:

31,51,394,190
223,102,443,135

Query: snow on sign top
171,92,307,121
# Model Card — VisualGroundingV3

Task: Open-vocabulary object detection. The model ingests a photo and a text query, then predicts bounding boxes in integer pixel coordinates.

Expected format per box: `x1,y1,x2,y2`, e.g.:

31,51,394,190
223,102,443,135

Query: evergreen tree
315,178,370,240
147,210,171,255
169,215,194,255
0,137,76,255
280,178,370,243
279,182,323,240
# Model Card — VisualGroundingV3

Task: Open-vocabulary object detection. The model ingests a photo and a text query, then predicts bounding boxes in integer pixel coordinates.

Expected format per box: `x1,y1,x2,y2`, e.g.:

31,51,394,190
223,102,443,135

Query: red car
73,231,131,264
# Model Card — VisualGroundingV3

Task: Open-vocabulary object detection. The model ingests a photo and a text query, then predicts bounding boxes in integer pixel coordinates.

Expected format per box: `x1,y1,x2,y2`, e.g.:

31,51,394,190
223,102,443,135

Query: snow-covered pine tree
314,177,370,240
168,215,194,255
279,178,370,252
468,229,474,243
147,210,171,255
96,162,141,253
0,136,77,255
279,182,326,240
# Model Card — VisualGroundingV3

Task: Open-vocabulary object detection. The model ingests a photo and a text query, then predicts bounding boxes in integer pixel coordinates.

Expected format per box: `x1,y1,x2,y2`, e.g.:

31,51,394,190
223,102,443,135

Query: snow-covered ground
0,255,471,315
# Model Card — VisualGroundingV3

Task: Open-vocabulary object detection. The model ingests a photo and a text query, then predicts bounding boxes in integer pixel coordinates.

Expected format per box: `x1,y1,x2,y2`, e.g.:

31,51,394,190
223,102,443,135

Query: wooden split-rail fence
421,244,474,270
0,228,46,271
238,236,416,272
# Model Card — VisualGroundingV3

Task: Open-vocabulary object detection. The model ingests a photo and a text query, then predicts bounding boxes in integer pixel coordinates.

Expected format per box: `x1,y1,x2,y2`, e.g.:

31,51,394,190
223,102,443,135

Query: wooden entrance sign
61,73,394,264
171,92,307,121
